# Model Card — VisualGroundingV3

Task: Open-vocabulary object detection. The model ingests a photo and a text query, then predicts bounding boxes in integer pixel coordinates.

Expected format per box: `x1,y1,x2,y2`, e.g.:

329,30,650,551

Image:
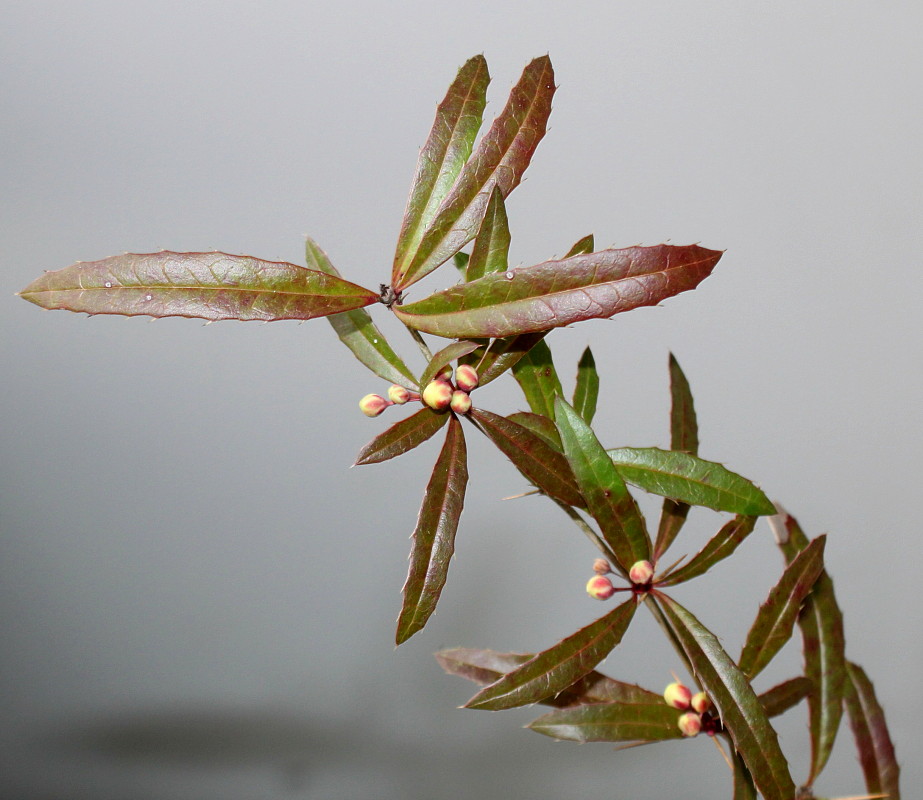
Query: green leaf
452,252,470,278
306,238,418,389
555,398,650,571
392,55,489,282
394,56,555,290
527,700,683,744
844,661,901,800
572,347,599,424
353,407,450,466
419,340,480,388
564,234,595,257
19,251,380,322
770,510,846,783
395,416,467,644
738,536,827,680
466,184,510,281
657,515,757,586
470,332,548,387
506,411,561,451
655,593,796,800
393,244,722,339
512,339,563,419
468,408,583,507
758,677,813,719
464,598,637,710
607,448,776,516
732,748,758,800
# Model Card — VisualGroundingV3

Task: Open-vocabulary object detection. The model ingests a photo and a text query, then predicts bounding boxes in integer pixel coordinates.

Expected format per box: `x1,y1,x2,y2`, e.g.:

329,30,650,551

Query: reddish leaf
658,515,757,586
466,185,510,281
512,339,562,419
470,332,548,387
758,677,813,719
527,700,683,744
353,407,450,466
732,748,758,800
419,340,480,388
506,411,561,451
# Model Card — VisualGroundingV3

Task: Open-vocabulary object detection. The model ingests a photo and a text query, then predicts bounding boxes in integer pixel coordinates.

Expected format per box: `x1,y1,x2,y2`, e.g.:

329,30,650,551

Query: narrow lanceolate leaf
732,748,758,800
472,331,548,386
528,700,683,744
657,515,757,586
466,185,511,281
770,510,846,784
464,598,637,710
564,234,595,258
572,347,599,424
392,55,489,281
512,339,563,419
607,448,776,516
394,56,555,290
452,252,470,278
844,661,901,800
555,398,650,571
655,593,796,800
19,251,380,322
395,417,467,644
419,340,480,387
506,412,561,451
353,407,450,466
759,677,813,719
394,244,722,339
468,408,583,507
738,536,827,680
306,238,418,389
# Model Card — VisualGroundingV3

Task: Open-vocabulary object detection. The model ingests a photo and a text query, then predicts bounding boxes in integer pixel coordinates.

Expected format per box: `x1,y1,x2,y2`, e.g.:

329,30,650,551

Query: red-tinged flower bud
359,394,389,417
690,691,710,714
678,711,702,737
586,575,616,600
450,390,471,414
388,385,412,404
435,364,453,382
663,681,692,709
628,560,654,585
455,364,479,392
593,558,612,575
422,380,453,411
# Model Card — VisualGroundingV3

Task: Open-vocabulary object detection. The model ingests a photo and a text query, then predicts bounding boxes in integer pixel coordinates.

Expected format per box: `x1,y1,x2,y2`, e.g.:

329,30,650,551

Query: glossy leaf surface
20,251,379,322
394,244,722,338
527,700,683,744
466,185,510,281
556,398,650,570
396,417,467,644
474,332,548,387
353,407,449,466
395,56,555,289
306,238,418,389
656,593,795,800
506,411,561,451
419,340,480,388
572,347,599,424
564,234,595,257
464,599,636,710
657,515,757,586
758,677,813,719
607,448,775,515
732,749,758,800
512,339,562,419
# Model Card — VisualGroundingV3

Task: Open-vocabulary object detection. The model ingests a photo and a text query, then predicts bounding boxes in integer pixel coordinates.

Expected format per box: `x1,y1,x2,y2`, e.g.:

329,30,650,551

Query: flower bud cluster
358,365,480,418
662,680,718,737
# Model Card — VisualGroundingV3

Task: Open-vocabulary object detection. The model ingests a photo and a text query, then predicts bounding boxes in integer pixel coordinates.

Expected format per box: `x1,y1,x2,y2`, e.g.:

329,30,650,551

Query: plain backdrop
2,2,920,798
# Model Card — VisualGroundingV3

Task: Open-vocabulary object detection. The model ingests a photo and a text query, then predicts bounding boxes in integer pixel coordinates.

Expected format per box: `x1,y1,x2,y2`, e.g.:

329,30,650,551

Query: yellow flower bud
455,364,479,392
586,575,616,600
678,711,702,737
690,691,710,714
422,380,453,411
663,681,692,710
450,390,471,414
628,560,654,585
359,394,389,417
388,385,412,404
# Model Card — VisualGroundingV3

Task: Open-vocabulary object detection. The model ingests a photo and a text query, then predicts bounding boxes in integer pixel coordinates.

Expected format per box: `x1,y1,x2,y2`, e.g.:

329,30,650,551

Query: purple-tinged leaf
471,332,548,386
306,238,418,389
759,677,813,719
392,56,489,282
770,510,846,784
657,515,757,586
555,397,650,572
419,340,480,388
572,347,599,424
394,56,555,290
607,448,775,516
732,748,758,800
353,407,450,466
564,234,595,258
527,700,683,744
512,339,563,419
468,408,583,507
506,411,561,451
738,536,827,680
393,244,722,339
844,661,901,799
464,598,637,710
466,185,510,281
655,593,796,800
395,417,467,644
20,251,379,322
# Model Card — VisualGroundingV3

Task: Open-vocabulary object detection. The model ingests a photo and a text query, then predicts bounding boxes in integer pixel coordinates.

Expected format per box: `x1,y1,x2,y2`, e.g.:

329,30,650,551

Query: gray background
2,1,920,798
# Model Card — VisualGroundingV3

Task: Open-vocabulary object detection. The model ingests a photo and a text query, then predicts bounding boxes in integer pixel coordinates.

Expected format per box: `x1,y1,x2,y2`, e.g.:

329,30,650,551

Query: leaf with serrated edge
658,515,757,586
844,661,901,799
468,408,583,507
528,700,683,743
419,340,480,387
465,598,636,710
506,412,561,451
738,536,827,680
770,509,845,784
394,244,722,339
607,448,775,516
466,185,510,281
758,677,813,719
395,417,467,644
19,251,380,322
392,56,489,282
513,339,563,419
395,56,555,290
572,346,599,424
354,407,450,466
472,332,548,386
564,234,595,258
555,398,650,571
306,238,418,389
655,593,795,800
